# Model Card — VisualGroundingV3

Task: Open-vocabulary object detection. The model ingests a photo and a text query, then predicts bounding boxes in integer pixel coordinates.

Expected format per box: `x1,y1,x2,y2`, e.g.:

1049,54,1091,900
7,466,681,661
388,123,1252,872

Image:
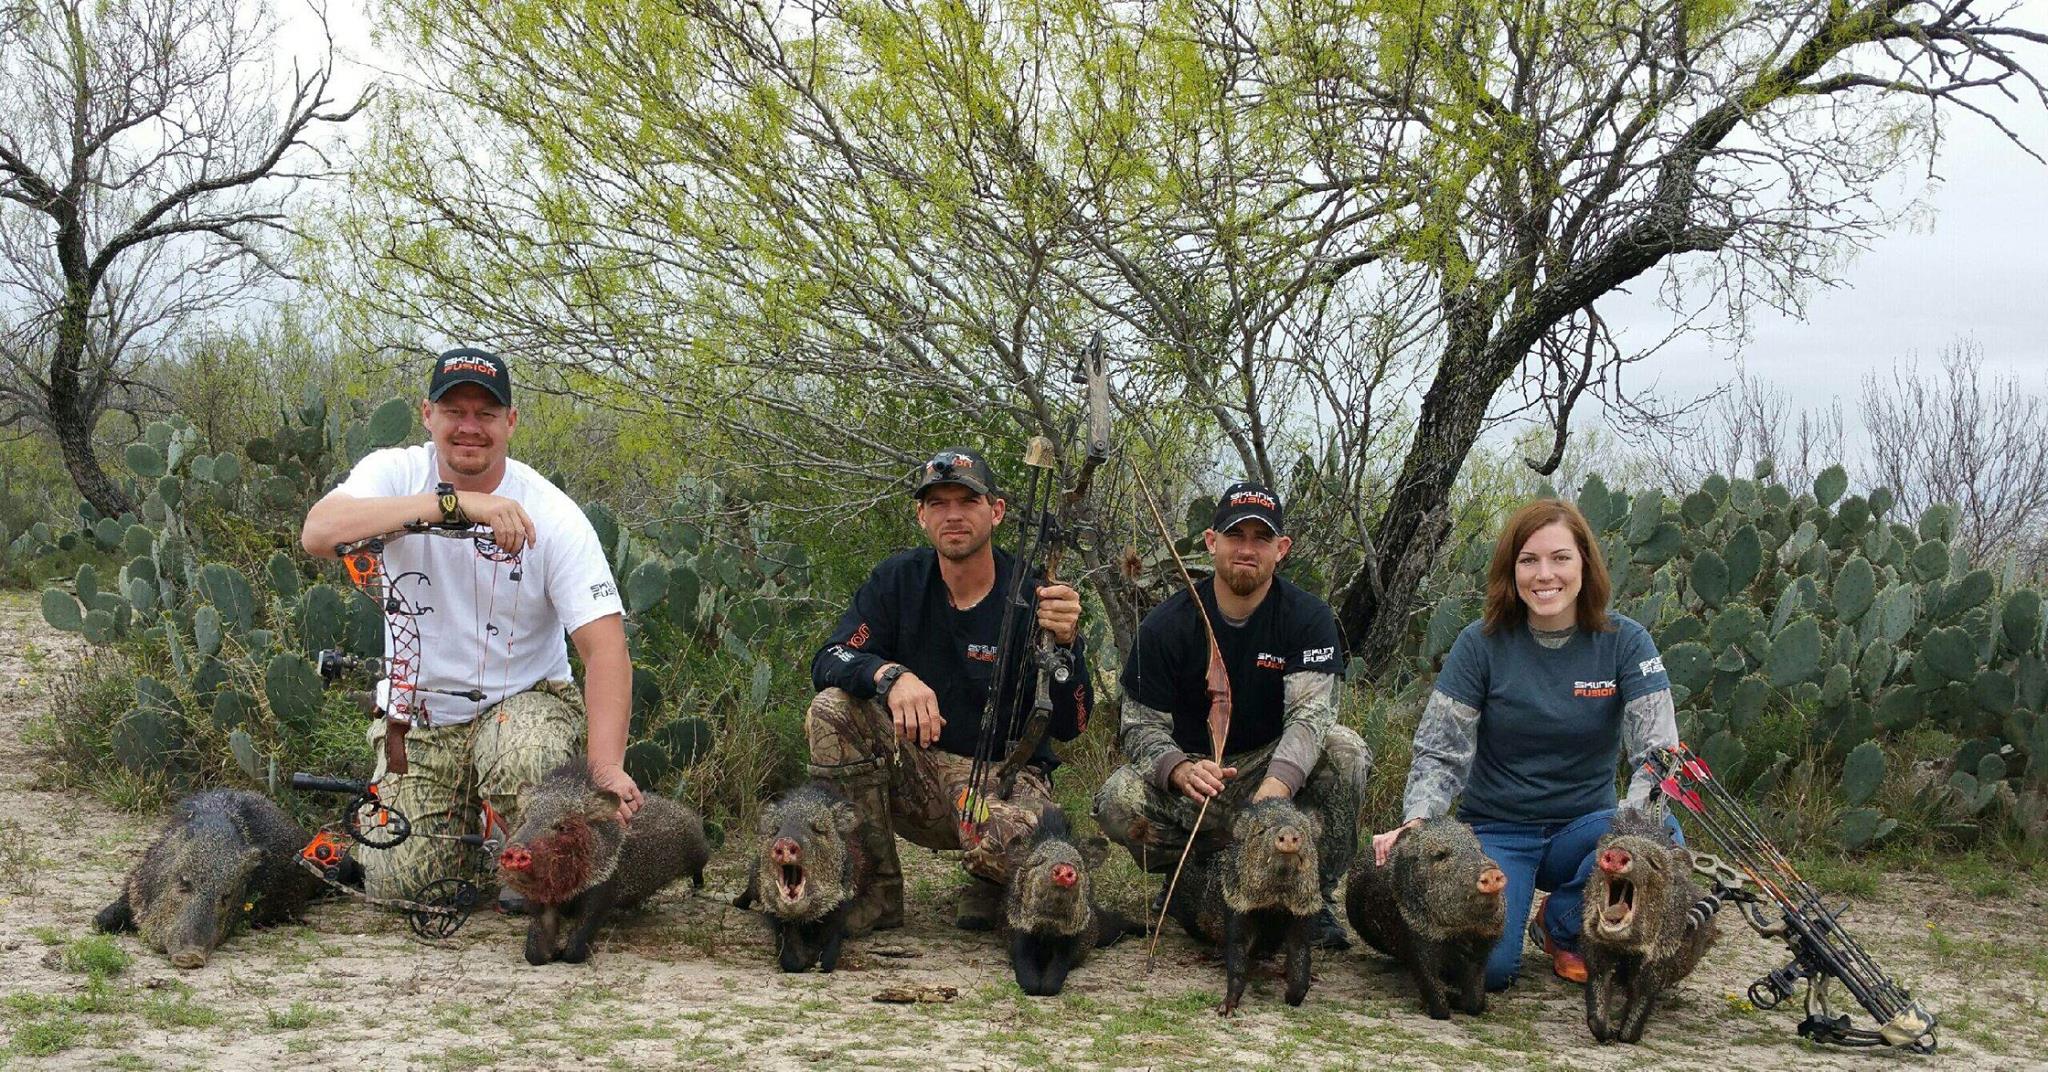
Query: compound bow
956,332,1113,847
1648,742,1938,1052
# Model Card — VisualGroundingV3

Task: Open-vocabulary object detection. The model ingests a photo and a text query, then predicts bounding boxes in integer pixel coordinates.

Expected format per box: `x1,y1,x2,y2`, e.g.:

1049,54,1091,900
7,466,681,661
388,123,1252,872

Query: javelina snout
735,783,864,973
1049,862,1077,889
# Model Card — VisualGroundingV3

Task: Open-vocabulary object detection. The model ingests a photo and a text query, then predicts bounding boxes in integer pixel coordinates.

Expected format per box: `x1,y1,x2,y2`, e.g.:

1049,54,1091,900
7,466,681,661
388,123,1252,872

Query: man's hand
1035,584,1081,646
881,668,944,748
590,762,642,824
1251,776,1292,802
1169,758,1238,803
1371,818,1424,866
456,491,538,554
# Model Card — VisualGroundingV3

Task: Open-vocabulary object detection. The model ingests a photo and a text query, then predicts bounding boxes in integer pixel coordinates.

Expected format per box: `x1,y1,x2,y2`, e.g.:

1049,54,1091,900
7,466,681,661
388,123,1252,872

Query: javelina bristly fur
1581,806,1715,1044
1166,797,1323,1015
1345,817,1506,1019
1000,806,1137,997
733,782,865,973
498,764,708,966
94,790,320,969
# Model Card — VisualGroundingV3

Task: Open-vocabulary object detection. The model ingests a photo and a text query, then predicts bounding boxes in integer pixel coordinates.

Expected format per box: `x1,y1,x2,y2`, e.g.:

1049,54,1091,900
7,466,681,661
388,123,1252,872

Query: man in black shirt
809,448,1092,935
1093,481,1370,949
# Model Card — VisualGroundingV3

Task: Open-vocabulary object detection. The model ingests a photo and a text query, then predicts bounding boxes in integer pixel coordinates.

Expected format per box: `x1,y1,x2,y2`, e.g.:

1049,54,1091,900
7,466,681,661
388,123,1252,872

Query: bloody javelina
1581,806,1716,1044
498,764,707,965
94,790,320,969
1165,797,1323,1015
1345,817,1506,1019
733,782,865,973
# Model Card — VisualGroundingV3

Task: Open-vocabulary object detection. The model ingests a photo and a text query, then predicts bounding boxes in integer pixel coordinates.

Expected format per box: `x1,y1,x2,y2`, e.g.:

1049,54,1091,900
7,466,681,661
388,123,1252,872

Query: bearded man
1092,481,1370,949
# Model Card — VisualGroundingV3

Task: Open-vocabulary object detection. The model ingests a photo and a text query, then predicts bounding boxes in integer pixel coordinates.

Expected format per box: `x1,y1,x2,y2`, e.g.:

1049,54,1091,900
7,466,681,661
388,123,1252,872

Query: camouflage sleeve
1621,687,1680,807
1267,672,1338,795
1400,688,1482,821
1118,695,1189,793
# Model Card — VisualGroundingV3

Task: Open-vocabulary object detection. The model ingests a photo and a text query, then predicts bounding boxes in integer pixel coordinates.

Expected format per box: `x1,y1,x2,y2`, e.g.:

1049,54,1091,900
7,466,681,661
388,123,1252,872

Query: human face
1515,520,1583,630
915,483,1004,562
1204,521,1291,599
421,383,516,479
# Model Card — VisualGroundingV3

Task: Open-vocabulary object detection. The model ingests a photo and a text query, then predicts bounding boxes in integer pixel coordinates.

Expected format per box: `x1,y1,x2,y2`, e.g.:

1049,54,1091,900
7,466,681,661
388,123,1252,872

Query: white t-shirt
330,444,623,726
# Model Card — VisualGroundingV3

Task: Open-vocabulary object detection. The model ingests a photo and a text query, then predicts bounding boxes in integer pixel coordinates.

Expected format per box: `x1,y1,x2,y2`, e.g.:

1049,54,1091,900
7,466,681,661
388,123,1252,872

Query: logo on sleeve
967,643,999,663
1256,652,1286,670
1301,646,1336,666
1573,679,1618,698
1639,656,1665,676
848,623,871,649
590,581,617,600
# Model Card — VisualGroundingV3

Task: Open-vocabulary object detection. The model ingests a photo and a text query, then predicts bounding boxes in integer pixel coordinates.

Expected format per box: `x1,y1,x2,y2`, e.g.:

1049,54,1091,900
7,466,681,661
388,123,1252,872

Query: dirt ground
0,590,2043,1071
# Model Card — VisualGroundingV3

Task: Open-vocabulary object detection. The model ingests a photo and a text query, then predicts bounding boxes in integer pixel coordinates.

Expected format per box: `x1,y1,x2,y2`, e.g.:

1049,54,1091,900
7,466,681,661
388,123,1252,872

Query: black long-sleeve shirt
811,547,1091,770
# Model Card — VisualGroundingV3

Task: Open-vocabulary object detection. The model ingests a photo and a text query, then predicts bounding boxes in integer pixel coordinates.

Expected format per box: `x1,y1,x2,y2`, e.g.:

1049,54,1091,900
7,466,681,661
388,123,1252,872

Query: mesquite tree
334,0,2044,668
0,0,361,516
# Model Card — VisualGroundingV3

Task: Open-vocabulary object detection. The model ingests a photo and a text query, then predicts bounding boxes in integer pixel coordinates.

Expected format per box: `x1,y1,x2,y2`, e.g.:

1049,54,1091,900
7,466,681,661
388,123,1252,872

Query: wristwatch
875,664,906,699
435,482,464,525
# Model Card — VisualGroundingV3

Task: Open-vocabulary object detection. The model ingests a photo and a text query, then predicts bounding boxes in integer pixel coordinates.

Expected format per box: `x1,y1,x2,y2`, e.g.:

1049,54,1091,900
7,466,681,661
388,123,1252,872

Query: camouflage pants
359,680,586,901
805,689,1053,884
1092,726,1371,900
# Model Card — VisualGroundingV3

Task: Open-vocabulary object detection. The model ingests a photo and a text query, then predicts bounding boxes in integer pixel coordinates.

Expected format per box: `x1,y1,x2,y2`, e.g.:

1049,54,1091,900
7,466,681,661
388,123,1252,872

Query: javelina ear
584,790,624,821
1081,836,1110,870
758,808,779,835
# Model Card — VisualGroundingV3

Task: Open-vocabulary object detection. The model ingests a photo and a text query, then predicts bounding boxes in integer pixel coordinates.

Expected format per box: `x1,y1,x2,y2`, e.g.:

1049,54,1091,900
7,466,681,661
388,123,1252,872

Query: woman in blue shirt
1370,499,1680,989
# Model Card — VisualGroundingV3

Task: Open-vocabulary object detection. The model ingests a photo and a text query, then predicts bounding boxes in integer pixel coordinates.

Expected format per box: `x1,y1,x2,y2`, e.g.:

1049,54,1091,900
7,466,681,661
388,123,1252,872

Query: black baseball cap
1212,481,1284,535
912,448,998,499
427,348,512,406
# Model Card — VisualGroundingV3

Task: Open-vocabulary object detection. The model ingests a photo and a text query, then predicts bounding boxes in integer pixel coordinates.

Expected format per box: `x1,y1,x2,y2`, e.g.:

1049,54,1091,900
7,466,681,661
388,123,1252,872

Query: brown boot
953,876,1003,932
826,764,904,936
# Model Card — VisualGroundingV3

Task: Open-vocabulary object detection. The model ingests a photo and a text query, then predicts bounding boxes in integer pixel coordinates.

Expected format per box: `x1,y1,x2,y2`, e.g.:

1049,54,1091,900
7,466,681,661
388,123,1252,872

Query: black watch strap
876,664,905,699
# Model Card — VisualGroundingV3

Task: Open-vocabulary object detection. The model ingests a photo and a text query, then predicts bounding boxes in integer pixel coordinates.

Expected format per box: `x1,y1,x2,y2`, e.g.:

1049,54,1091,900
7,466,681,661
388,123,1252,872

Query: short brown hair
1481,499,1612,634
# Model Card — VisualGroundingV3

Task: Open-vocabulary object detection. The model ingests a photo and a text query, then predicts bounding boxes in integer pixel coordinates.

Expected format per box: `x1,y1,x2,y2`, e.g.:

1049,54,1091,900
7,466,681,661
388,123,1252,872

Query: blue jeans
1467,808,1684,991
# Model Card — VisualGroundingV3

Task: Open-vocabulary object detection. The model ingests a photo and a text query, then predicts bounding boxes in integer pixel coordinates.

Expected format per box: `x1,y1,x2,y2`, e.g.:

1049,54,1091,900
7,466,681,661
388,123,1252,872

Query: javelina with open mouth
1165,797,1323,1015
1581,806,1715,1043
1345,817,1506,1019
94,790,320,969
498,764,708,966
734,782,865,972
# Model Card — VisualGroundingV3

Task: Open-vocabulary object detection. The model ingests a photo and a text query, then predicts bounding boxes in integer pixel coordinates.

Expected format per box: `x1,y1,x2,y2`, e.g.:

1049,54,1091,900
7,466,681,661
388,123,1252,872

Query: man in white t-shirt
300,348,637,905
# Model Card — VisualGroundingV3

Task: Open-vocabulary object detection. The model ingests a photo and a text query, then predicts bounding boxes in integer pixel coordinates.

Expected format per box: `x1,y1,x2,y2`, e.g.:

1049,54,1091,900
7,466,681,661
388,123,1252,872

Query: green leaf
124,442,167,478
1834,556,1876,625
1911,539,1951,583
1813,465,1848,508
626,559,670,614
1837,808,1895,852
749,660,773,713
366,398,415,448
1690,551,1729,609
264,653,325,728
41,589,83,632
266,551,302,600
666,564,701,627
1423,595,1468,659
656,718,715,767
229,729,263,783
1725,525,1762,593
1921,626,1977,684
1842,741,1885,807
1702,731,1748,784
2003,590,2043,655
211,689,254,732
1765,616,1822,687
1663,642,1714,694
194,605,223,658
1624,489,1664,546
1937,569,1993,621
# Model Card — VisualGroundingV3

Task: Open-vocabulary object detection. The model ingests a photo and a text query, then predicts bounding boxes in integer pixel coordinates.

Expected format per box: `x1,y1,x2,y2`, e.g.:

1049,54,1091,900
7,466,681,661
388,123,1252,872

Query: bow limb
1132,474,1233,970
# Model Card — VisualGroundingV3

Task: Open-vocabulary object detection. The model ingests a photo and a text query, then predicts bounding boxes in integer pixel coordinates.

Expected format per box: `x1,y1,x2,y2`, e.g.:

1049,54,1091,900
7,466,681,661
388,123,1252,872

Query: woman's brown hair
1481,498,1612,634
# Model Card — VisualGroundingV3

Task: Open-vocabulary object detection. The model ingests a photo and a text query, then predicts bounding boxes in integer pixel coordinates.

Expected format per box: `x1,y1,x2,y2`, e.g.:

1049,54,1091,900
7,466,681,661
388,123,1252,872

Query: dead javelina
498,764,708,966
1581,806,1715,1044
94,790,320,969
1000,806,1139,997
1165,797,1323,1015
733,782,865,973
1345,818,1506,1019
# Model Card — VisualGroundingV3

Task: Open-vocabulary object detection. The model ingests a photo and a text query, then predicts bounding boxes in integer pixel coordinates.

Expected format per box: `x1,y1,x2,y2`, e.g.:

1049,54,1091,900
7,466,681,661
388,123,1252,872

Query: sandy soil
0,590,2042,1071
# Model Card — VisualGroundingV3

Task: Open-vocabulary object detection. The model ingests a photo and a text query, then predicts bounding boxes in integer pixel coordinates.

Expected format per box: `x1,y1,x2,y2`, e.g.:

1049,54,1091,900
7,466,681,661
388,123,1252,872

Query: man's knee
806,688,889,770
1092,766,1153,846
477,690,581,793
1316,726,1374,791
